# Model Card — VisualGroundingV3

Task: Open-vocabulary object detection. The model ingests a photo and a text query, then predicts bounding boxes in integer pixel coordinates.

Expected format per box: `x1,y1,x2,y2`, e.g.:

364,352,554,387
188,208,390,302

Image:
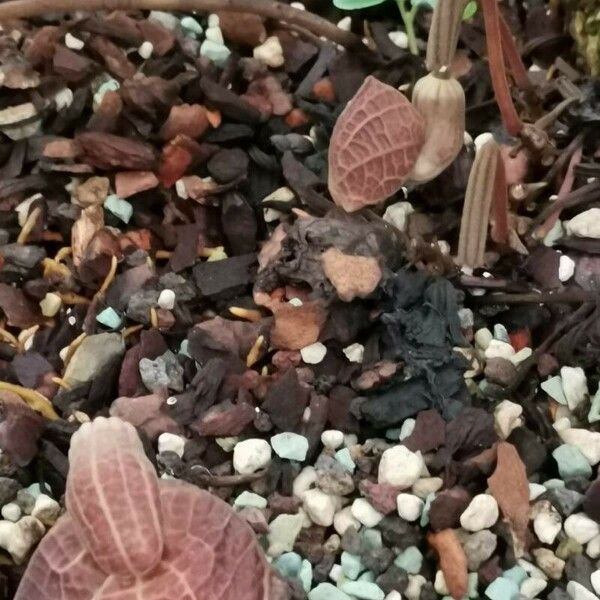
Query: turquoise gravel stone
308,583,352,600
502,565,527,586
96,307,121,329
335,447,356,472
298,559,312,592
233,491,267,509
552,444,592,479
485,576,519,600
340,581,385,600
104,194,133,223
394,546,423,574
273,552,302,578
341,551,363,580
271,432,309,461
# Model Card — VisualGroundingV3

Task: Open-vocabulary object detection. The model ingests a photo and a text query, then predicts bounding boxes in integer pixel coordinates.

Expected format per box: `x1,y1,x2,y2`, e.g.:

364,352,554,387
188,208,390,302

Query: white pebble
396,493,424,522
138,41,153,59
54,87,74,111
485,339,515,360
529,483,547,501
31,494,60,526
460,494,499,532
337,16,352,31
532,501,562,544
559,428,600,465
290,1,305,8
158,289,176,310
565,208,600,239
207,14,220,27
588,535,600,559
333,506,360,535
567,581,599,600
383,201,414,232
302,489,337,526
205,26,224,45
351,498,384,527
329,563,343,582
157,432,186,458
494,399,523,439
520,577,547,598
405,574,426,600
233,438,272,474
0,517,44,563
65,32,84,50
288,297,303,306
293,466,318,498
565,513,600,544
343,343,364,363
388,30,409,48
253,36,284,68
40,292,62,317
399,419,416,440
558,254,576,282
474,327,493,350
300,342,327,364
591,571,600,595
1,503,20,522
474,132,495,151
412,477,443,499
560,366,588,410
321,430,344,450
510,346,533,365
385,592,402,600
378,445,424,488
433,570,448,595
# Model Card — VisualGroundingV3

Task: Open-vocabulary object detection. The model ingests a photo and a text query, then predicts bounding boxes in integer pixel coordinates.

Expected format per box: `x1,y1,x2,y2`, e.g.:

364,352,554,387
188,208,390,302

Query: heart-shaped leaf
328,76,425,212
333,0,387,9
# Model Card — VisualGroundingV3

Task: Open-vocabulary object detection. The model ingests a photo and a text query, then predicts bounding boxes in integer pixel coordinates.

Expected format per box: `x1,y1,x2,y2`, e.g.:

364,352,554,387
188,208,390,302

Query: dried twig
0,0,365,50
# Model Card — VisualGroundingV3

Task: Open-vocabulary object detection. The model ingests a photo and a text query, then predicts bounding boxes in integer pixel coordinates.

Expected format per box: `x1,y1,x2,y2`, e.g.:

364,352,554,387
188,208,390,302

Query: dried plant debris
0,2,595,600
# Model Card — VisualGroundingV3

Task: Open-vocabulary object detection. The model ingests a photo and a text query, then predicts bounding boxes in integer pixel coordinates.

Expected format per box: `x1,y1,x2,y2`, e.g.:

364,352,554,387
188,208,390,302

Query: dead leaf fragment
487,441,530,556
74,176,110,208
321,248,382,301
427,529,468,600
115,171,159,198
0,283,43,328
76,132,156,171
271,301,327,350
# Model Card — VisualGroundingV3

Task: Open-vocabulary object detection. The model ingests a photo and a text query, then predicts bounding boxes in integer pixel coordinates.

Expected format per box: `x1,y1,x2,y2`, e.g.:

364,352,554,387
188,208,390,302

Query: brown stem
498,12,533,93
490,151,508,243
480,0,523,136
0,0,365,49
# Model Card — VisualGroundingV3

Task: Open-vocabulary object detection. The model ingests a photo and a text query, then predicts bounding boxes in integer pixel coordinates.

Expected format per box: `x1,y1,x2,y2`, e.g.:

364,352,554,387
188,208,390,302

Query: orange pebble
510,328,531,352
205,108,222,128
312,77,336,103
285,108,309,129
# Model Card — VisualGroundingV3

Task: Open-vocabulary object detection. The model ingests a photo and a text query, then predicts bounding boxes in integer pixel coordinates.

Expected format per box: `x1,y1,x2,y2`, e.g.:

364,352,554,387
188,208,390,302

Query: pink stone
15,417,287,600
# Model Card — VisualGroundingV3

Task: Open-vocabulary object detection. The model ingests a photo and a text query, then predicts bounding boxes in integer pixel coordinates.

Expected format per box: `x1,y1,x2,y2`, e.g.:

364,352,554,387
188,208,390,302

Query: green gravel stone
298,559,312,592
485,576,519,600
357,571,376,583
233,491,267,509
341,551,363,580
335,447,356,472
200,39,231,65
361,529,382,550
180,16,203,36
340,581,385,600
502,566,527,586
308,583,352,600
93,79,120,110
394,546,422,574
420,492,434,527
385,428,402,440
589,387,600,423
273,552,302,578
541,376,567,404
96,307,121,329
271,432,309,461
552,444,592,479
104,194,133,223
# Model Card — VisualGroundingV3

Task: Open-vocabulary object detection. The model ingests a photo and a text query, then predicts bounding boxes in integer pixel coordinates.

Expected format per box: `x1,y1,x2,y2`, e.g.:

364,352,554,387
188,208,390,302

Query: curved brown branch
0,0,365,49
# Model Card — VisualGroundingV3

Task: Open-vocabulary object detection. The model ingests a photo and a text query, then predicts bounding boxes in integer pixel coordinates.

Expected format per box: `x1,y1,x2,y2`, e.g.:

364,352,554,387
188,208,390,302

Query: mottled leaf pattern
15,417,284,600
66,417,164,577
328,76,425,212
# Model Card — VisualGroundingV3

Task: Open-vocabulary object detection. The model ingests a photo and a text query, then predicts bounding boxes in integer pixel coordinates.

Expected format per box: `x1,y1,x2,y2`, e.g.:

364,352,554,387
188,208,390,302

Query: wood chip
427,529,468,600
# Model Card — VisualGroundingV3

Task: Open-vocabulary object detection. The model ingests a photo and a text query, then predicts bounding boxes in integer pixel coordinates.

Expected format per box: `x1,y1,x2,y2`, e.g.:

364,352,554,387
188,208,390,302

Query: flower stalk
396,0,419,55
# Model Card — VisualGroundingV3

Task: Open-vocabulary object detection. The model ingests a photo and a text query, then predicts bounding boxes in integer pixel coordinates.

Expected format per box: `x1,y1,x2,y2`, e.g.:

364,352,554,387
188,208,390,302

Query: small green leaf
410,0,436,8
463,0,477,20
333,0,387,8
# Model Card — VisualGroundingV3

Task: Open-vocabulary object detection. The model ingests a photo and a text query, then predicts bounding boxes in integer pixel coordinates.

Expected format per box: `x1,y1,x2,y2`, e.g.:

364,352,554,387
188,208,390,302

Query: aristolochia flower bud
408,72,465,183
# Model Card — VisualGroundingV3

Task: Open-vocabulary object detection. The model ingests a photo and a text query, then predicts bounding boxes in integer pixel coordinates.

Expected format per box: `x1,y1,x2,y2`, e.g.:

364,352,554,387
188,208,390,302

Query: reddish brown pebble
428,529,468,600
158,144,192,188
218,11,267,47
312,77,336,103
115,171,159,198
160,104,209,141
285,108,309,129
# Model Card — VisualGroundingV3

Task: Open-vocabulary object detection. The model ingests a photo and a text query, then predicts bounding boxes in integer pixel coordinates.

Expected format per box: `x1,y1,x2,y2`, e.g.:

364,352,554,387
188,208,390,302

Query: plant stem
480,0,523,136
396,0,419,55
0,0,365,50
